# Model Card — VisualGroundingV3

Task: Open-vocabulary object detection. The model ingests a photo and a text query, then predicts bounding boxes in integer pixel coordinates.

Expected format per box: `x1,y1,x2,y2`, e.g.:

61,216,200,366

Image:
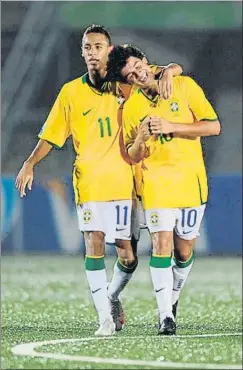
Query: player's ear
108,44,114,54
81,47,84,57
142,57,148,64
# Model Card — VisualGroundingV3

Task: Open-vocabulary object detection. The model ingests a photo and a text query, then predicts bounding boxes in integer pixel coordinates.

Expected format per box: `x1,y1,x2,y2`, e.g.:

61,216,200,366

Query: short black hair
82,24,112,46
106,44,146,82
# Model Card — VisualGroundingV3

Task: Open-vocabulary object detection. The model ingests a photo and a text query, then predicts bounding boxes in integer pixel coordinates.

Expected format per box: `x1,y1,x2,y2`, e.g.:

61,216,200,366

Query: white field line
11,334,242,369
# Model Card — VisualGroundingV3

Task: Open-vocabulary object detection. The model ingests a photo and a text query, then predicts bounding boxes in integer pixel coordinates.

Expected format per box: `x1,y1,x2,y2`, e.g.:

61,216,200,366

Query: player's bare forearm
155,63,183,100
16,139,53,197
155,63,183,77
127,138,146,163
173,133,197,140
149,117,221,137
127,119,151,162
25,139,53,167
172,120,221,137
164,63,183,77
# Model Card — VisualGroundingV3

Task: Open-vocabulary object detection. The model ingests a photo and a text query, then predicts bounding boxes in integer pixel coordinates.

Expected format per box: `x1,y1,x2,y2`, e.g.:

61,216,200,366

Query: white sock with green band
85,255,112,324
149,255,174,322
108,257,138,301
172,251,195,305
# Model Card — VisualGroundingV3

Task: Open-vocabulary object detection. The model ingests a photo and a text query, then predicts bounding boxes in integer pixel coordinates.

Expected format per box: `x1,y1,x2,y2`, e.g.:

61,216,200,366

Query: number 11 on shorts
116,205,128,226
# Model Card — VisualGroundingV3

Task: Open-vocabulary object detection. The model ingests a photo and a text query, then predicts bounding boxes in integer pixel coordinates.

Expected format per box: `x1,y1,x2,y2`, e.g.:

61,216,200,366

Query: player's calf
172,233,196,320
84,231,114,332
108,254,138,331
150,232,175,334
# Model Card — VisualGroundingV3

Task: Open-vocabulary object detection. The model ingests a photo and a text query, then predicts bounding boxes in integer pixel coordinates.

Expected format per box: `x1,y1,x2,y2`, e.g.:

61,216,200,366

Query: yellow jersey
118,65,159,199
39,74,134,204
123,76,218,209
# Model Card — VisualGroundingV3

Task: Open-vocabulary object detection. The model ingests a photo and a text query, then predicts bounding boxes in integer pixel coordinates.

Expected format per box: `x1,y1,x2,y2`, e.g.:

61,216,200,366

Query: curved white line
11,334,242,370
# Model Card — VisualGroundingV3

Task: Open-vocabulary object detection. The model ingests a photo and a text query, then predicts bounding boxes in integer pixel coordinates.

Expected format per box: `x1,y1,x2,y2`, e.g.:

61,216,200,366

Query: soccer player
15,26,183,336
107,44,221,335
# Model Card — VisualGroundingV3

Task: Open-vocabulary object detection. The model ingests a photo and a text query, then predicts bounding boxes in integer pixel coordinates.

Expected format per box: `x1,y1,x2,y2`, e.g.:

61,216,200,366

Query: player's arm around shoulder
180,76,221,136
150,76,221,138
154,63,183,100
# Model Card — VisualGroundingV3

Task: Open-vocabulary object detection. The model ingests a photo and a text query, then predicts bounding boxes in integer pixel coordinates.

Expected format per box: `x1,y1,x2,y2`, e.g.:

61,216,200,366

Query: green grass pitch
1,255,242,369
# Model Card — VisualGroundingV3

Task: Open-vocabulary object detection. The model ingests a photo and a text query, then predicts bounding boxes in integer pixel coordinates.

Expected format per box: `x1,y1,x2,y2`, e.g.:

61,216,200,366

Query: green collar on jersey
81,73,111,95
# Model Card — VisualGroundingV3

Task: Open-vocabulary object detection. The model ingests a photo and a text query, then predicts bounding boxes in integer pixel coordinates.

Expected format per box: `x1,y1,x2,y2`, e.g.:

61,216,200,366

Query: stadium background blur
1,1,242,256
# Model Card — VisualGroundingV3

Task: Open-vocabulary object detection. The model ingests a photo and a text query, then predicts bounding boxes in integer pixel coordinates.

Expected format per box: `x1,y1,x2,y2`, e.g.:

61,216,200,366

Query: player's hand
15,162,34,198
158,68,173,100
149,117,174,135
137,117,152,142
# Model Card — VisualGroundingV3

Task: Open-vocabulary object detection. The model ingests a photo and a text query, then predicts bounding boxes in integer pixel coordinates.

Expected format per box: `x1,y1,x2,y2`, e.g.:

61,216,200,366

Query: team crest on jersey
170,101,179,112
83,209,92,224
150,212,159,226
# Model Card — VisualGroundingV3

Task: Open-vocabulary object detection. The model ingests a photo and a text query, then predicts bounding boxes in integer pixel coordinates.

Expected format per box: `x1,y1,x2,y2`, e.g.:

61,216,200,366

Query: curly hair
106,44,147,82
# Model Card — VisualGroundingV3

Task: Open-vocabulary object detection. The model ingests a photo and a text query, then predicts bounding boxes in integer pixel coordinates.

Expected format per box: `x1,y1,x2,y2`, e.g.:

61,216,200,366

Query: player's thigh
84,231,105,256
145,208,176,255
175,204,206,240
151,231,174,256
76,202,106,255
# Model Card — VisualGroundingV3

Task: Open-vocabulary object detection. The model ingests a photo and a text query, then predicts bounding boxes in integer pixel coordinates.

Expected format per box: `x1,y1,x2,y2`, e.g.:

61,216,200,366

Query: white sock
172,257,194,305
86,269,112,324
150,264,174,322
108,258,137,301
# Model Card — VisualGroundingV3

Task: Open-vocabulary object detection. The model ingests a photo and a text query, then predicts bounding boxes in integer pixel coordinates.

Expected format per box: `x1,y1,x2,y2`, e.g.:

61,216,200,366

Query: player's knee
115,238,132,250
174,250,192,262
174,237,194,261
152,232,173,255
119,255,138,270
116,239,135,264
84,231,105,256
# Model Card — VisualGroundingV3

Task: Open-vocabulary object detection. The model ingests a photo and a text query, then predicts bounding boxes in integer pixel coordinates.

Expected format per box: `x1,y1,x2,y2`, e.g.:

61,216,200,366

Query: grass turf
1,255,242,369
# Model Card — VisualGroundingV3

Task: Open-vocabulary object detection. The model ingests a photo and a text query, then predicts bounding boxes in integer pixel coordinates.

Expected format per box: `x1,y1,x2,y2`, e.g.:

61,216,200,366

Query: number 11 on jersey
98,117,112,137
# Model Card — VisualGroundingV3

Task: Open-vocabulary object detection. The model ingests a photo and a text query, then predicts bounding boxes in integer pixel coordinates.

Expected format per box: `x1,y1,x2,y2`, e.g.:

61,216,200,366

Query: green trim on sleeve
38,136,62,150
199,118,218,122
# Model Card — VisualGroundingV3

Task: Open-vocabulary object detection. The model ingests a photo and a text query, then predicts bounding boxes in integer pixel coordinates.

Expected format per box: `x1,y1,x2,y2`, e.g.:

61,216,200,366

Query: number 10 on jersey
98,117,112,137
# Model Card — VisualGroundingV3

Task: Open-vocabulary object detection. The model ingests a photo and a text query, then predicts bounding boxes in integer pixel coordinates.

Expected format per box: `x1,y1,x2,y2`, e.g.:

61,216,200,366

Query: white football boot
94,317,116,336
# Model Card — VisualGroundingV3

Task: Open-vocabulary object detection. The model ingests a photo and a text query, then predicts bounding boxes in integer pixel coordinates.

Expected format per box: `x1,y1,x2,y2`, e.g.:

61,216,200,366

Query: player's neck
88,69,107,87
143,80,159,100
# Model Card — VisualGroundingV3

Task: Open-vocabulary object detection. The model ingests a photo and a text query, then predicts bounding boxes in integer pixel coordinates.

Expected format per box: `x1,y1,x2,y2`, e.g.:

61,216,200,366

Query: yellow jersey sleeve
38,85,71,148
182,77,218,121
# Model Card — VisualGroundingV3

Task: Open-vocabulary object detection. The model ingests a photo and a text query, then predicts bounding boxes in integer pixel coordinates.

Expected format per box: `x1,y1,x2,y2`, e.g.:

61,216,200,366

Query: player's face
82,33,112,73
121,57,154,88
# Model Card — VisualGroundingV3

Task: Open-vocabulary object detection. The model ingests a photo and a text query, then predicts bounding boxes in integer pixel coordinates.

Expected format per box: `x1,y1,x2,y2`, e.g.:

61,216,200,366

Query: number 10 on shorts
181,208,198,228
